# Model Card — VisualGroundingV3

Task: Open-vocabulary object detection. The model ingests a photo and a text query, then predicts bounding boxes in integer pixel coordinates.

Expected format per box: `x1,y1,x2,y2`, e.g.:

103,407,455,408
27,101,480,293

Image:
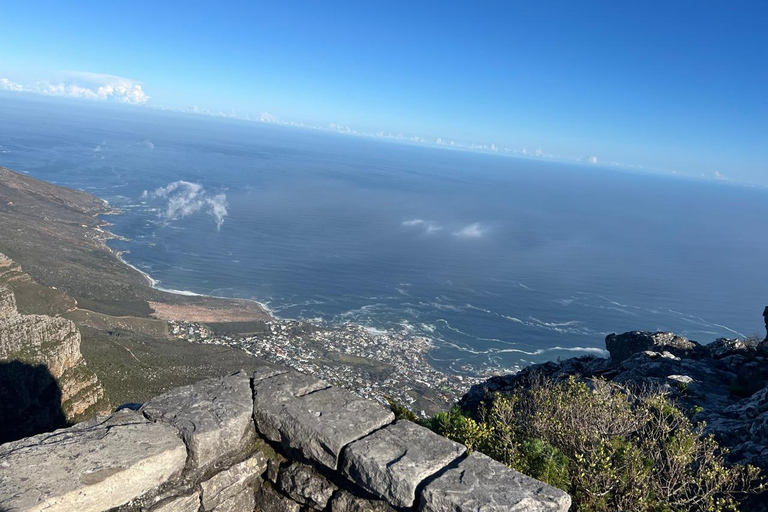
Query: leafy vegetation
403,376,764,512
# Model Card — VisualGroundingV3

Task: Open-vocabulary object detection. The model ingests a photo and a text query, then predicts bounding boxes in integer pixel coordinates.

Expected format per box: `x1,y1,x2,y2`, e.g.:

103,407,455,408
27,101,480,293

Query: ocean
1,95,766,375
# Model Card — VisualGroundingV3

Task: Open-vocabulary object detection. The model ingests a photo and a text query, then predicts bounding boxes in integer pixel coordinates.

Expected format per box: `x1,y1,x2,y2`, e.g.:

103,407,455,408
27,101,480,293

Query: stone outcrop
342,420,466,508
461,324,768,471
0,366,570,512
421,452,573,512
605,331,699,362
763,306,768,344
141,371,256,471
0,284,108,442
0,410,187,512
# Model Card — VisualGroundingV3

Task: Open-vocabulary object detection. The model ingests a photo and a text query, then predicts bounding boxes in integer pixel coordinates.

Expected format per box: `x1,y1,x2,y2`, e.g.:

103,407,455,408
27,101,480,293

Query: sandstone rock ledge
0,366,570,512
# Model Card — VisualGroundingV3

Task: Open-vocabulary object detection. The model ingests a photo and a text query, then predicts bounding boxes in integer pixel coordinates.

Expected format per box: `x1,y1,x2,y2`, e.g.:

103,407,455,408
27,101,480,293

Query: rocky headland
461,322,768,472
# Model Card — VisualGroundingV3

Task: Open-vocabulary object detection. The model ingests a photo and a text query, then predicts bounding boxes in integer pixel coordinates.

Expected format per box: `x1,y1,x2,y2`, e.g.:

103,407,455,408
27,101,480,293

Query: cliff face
0,281,109,440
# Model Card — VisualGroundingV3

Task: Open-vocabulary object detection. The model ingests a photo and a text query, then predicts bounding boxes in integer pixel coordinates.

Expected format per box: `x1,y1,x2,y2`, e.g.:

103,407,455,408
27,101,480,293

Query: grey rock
151,492,201,512
252,363,290,383
276,463,337,510
763,306,768,343
606,331,698,362
0,285,16,316
420,451,571,512
707,338,749,359
330,490,396,512
667,374,693,386
212,487,256,512
201,453,267,511
253,373,393,469
254,483,301,512
275,387,395,469
142,371,256,470
252,370,331,442
266,459,282,484
342,420,466,508
0,409,186,512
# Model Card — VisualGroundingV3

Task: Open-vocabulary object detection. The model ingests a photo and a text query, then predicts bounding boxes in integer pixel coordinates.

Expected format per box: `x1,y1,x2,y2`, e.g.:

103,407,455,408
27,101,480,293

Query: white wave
361,325,389,335
155,287,203,297
420,323,436,333
465,304,493,314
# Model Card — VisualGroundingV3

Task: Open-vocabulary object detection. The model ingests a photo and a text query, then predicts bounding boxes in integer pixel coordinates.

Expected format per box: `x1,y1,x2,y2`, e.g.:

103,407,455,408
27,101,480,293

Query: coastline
97,207,475,413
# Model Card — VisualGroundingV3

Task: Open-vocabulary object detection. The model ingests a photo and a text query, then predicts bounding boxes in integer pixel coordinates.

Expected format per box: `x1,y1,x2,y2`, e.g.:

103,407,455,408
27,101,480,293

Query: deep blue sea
2,96,767,375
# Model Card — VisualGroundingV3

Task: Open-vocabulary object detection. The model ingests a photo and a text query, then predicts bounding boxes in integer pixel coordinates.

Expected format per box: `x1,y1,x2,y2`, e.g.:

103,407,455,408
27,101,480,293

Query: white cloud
0,71,149,104
535,148,544,157
260,112,278,123
402,218,442,234
453,222,488,238
142,180,228,230
0,78,24,92
589,156,598,164
713,170,728,181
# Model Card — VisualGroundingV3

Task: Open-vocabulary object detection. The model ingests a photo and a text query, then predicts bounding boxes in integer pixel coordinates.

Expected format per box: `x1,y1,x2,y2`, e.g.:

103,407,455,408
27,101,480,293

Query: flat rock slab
142,371,255,470
151,492,201,512
254,372,393,469
278,387,395,469
420,452,571,512
342,420,465,508
201,453,266,510
0,410,187,512
211,487,256,512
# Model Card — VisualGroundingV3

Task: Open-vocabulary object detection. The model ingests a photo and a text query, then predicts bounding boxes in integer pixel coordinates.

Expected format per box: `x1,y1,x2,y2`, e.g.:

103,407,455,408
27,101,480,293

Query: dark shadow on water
0,360,67,444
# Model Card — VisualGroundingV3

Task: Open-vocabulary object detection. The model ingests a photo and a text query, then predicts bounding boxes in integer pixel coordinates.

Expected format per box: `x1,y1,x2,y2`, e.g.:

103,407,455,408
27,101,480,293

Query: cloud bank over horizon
0,71,149,104
141,181,228,230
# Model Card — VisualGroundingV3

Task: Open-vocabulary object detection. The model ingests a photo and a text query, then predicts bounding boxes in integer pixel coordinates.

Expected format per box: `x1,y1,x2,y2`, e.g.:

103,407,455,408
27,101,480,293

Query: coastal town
168,317,481,416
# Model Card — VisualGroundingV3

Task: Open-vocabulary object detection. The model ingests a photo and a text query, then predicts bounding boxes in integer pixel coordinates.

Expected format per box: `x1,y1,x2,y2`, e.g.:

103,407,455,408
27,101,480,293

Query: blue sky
1,1,766,183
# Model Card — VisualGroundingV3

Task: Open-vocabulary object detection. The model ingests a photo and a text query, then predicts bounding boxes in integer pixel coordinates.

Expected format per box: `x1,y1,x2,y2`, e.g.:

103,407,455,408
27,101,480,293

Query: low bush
420,376,763,512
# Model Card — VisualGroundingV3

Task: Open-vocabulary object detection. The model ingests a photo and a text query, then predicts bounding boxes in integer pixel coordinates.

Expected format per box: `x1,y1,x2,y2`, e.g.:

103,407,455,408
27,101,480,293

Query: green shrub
423,376,763,512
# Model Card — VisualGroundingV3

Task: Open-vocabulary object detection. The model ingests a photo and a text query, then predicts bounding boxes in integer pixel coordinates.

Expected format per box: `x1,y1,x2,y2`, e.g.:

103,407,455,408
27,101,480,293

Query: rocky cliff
0,366,570,512
461,315,768,472
0,281,109,442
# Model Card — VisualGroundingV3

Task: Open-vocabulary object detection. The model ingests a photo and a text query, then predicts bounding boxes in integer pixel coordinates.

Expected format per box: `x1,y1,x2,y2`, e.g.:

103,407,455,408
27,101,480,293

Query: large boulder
420,452,571,512
141,370,256,470
707,338,749,359
605,331,698,362
342,420,465,508
252,369,394,470
0,409,187,512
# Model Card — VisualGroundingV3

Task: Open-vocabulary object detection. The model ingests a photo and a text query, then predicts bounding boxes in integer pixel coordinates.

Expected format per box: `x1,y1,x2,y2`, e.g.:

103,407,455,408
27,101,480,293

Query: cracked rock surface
141,370,255,470
342,420,465,508
0,409,186,512
420,452,571,512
